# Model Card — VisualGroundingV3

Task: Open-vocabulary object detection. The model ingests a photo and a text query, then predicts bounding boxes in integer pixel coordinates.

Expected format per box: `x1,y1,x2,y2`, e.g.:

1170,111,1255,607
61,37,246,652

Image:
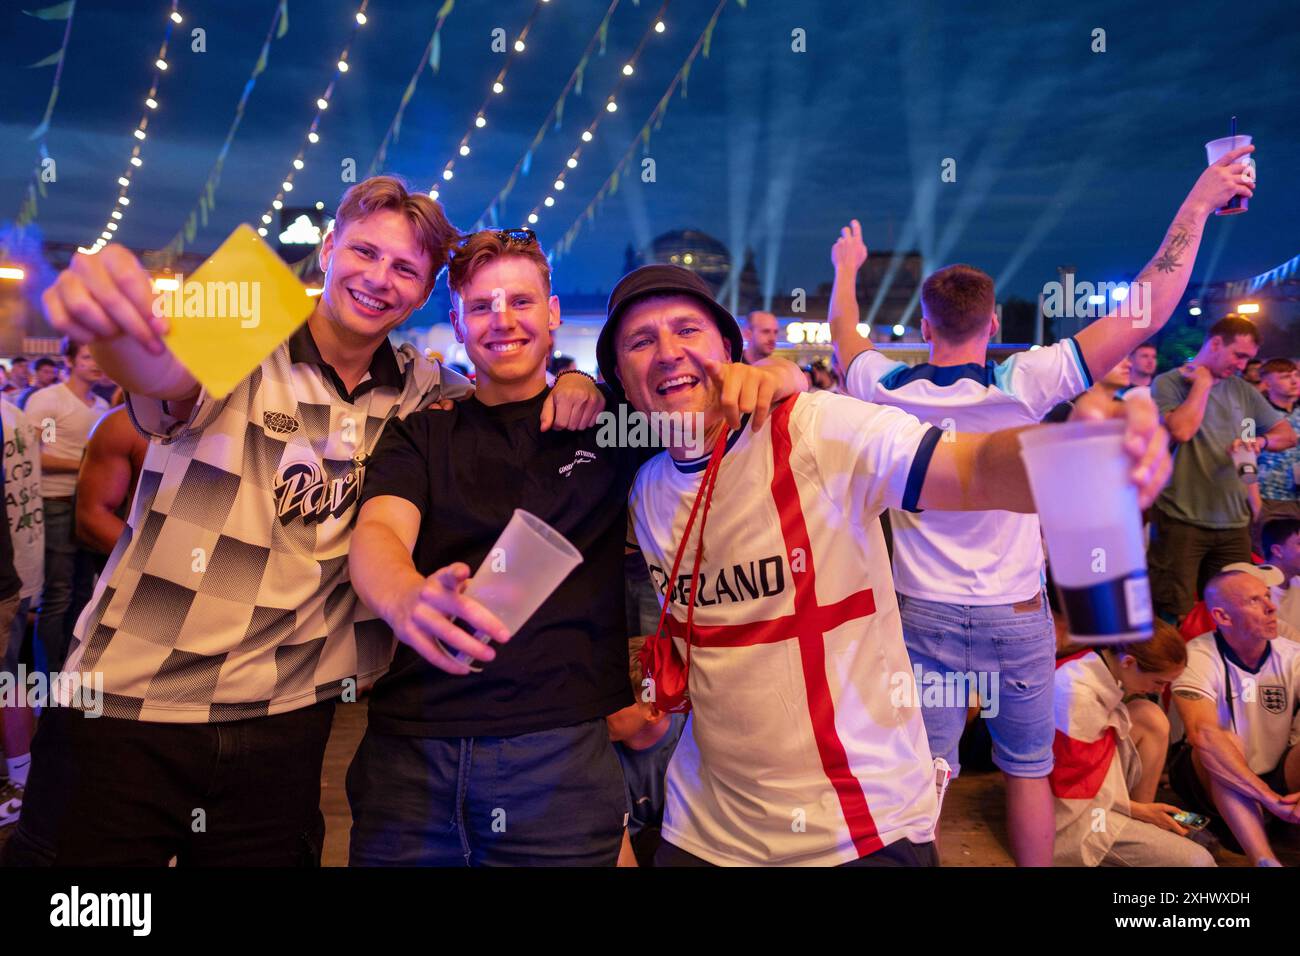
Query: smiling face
318,208,434,342
451,255,559,400
615,295,728,425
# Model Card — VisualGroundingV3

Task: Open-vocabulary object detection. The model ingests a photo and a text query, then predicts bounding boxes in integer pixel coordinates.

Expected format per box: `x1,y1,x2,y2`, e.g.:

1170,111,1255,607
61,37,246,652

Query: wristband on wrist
555,368,596,384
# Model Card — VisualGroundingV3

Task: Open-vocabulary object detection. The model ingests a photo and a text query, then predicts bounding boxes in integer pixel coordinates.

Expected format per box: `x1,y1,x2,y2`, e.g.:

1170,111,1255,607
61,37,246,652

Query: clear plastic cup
1205,134,1253,215
450,509,583,671
1019,419,1153,645
1231,444,1259,483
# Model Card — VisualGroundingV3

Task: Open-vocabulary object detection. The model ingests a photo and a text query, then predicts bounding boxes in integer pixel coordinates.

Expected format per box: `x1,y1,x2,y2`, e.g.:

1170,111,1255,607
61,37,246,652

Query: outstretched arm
918,391,1171,513
1073,145,1255,379
828,219,874,372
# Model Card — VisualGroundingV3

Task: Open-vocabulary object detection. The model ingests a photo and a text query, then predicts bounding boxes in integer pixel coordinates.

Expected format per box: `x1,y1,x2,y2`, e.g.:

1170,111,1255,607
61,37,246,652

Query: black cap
597,264,744,400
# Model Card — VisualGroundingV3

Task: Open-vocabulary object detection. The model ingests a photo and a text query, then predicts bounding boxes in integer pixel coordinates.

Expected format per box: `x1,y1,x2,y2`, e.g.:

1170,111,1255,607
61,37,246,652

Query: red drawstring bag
640,426,729,714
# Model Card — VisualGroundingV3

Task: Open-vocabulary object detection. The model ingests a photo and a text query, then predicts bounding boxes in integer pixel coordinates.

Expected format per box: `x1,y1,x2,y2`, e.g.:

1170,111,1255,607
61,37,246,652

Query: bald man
1170,571,1300,865
743,311,779,364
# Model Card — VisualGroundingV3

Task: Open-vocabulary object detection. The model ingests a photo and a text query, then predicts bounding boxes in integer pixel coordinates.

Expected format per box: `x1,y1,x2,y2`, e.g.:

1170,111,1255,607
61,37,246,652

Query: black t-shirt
360,387,639,737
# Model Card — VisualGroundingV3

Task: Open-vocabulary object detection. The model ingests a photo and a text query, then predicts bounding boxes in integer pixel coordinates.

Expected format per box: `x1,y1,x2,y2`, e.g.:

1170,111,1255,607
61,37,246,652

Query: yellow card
160,224,315,399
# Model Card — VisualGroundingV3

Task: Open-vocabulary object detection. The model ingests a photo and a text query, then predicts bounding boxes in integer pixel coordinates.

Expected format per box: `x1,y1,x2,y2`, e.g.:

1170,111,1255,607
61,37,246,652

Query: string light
146,97,158,110
474,0,669,231
251,2,370,252
170,10,183,23
426,1,549,204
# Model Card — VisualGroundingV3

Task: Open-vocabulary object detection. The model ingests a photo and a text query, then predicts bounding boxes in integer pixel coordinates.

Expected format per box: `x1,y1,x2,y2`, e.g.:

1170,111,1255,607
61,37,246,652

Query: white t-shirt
844,341,1092,604
2,399,44,600
24,383,110,498
628,390,942,866
1173,632,1300,774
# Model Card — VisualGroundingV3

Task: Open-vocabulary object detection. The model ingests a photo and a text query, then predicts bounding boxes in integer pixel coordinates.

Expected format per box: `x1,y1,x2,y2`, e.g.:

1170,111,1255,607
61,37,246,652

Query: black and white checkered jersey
62,325,472,722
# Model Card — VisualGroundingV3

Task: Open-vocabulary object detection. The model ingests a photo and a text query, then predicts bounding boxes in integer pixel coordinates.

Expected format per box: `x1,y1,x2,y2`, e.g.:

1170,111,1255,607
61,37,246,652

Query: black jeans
1148,507,1252,621
2,700,336,866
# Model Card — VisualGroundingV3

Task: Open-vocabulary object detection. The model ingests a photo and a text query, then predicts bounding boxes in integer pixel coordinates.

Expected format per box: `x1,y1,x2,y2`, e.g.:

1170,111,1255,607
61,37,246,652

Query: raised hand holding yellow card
159,224,315,399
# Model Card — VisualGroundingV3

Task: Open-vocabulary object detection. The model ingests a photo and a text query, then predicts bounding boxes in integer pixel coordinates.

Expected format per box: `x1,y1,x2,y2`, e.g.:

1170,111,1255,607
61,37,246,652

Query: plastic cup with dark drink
1205,134,1254,215
1019,420,1153,645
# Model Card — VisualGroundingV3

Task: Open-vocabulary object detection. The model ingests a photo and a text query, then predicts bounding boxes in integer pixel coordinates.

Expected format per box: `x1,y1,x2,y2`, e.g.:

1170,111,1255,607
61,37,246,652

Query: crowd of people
0,139,1295,869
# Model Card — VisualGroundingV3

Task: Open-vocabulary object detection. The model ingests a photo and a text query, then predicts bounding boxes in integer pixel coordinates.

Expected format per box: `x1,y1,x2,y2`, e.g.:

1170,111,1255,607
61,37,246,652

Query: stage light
1238,302,1260,314
0,267,25,281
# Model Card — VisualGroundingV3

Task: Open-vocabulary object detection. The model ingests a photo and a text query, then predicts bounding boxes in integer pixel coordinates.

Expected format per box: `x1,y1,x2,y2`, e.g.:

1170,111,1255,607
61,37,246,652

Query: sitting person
1051,621,1214,866
606,637,686,868
1170,569,1300,865
1262,518,1300,641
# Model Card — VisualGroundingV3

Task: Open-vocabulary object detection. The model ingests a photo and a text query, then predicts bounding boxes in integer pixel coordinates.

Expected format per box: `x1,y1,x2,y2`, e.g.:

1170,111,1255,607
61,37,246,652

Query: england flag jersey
844,341,1092,604
628,391,942,866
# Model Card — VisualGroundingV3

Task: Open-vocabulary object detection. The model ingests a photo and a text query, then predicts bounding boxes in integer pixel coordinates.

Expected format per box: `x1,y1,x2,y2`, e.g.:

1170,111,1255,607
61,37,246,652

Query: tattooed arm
1073,145,1255,380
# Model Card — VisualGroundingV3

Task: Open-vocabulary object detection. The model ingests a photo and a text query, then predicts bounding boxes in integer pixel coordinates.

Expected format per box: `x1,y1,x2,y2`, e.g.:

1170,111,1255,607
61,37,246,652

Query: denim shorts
898,591,1056,779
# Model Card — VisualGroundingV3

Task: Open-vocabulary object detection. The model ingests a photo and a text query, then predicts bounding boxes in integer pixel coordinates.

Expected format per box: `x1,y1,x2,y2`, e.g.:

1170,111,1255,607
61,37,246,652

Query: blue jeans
346,718,628,866
33,497,96,676
898,592,1056,779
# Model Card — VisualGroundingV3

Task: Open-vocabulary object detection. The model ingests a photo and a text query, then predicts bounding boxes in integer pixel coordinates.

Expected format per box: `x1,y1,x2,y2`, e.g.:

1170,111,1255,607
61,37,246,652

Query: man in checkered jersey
600,264,1173,866
6,177,603,866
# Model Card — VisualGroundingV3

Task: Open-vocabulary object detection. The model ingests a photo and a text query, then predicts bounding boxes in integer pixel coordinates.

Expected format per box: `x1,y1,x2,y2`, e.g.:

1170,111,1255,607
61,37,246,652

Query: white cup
1231,444,1259,484
1019,419,1153,645
1205,134,1253,215
451,509,583,671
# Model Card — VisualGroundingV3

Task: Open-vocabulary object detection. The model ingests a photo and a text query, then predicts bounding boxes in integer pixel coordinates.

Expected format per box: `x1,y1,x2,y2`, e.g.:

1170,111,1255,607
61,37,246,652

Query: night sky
3,0,1298,321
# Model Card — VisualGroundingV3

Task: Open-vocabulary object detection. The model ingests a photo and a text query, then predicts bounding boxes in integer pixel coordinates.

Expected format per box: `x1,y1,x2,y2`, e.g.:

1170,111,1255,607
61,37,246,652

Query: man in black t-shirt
347,229,805,866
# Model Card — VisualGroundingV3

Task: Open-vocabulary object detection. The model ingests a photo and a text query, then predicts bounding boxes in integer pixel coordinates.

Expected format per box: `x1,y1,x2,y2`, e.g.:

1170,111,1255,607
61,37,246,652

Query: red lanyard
652,425,731,680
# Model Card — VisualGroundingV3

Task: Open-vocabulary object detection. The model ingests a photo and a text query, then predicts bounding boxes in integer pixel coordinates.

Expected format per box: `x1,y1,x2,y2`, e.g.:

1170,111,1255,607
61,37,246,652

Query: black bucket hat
596,263,744,400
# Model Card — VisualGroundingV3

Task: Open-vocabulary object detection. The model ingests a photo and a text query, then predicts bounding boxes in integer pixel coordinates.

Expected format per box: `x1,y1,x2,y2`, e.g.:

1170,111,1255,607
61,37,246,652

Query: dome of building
645,229,731,294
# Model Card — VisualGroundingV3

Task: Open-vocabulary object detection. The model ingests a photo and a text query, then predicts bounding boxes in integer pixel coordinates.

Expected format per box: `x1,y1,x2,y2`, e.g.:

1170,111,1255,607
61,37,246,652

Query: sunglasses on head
493,228,538,246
